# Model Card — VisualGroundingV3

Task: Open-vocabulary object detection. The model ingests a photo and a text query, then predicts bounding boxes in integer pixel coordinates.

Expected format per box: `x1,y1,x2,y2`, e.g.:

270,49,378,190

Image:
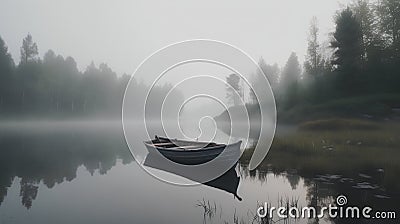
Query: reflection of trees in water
304,179,334,208
0,128,133,209
287,174,300,190
303,180,334,224
303,177,400,224
238,164,269,182
0,175,13,207
239,164,300,190
20,179,39,209
239,162,399,224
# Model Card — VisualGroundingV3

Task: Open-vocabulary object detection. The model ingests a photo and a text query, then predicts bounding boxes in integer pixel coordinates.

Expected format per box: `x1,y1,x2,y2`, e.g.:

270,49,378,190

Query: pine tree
20,34,39,64
331,8,364,95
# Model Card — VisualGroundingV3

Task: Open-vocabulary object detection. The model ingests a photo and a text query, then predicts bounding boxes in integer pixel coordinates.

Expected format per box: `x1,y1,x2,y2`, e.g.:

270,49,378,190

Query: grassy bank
214,93,400,124
240,119,400,192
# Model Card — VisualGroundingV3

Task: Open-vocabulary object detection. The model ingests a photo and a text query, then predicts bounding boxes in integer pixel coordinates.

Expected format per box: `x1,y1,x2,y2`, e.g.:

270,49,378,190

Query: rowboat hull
144,137,241,165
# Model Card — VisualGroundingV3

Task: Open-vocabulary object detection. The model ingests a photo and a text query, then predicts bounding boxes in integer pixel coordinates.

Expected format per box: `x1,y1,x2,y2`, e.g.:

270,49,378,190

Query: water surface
0,122,397,223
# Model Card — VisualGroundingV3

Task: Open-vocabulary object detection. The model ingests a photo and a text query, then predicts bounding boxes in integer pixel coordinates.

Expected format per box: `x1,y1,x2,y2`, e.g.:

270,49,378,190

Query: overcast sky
1,0,352,75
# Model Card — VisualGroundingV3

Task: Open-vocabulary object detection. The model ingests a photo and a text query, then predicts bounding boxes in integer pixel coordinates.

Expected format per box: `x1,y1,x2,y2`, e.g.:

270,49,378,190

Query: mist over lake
1,0,400,223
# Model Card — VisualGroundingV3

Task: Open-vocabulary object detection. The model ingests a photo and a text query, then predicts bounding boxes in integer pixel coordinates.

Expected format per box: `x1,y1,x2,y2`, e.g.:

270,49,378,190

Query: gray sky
1,0,351,75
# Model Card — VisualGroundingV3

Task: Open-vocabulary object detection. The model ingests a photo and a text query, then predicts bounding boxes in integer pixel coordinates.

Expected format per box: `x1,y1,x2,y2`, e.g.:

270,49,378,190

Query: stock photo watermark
257,195,396,220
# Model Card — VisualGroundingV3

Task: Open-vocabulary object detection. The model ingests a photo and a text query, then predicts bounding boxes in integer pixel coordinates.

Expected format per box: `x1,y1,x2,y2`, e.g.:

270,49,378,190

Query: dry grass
241,120,400,191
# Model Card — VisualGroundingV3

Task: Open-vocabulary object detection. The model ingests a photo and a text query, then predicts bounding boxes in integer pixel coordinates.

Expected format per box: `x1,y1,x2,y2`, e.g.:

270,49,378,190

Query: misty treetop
20,34,39,64
0,34,183,118
245,0,400,122
226,73,244,106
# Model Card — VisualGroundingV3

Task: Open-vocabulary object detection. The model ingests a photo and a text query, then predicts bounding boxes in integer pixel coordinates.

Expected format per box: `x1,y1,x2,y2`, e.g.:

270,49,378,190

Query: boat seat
168,145,208,150
153,143,175,146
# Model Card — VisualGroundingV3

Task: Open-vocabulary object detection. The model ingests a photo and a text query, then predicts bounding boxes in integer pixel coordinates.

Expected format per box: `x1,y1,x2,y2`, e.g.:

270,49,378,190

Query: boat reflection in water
143,152,242,201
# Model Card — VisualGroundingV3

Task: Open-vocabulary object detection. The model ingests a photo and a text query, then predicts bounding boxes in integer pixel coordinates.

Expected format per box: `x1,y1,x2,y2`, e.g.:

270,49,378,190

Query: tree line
0,34,183,118
250,0,400,121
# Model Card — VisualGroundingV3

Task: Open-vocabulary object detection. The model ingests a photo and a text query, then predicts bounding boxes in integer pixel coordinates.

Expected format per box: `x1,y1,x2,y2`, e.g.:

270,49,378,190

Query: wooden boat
144,136,241,165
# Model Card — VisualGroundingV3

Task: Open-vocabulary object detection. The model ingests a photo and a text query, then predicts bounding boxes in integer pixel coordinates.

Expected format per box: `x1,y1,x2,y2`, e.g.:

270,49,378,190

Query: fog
1,1,400,222
0,0,355,122
0,0,351,75
1,0,398,127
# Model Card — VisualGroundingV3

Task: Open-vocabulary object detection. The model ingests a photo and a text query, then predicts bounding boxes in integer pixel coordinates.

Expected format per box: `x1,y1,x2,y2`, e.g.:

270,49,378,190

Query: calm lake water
0,121,398,224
